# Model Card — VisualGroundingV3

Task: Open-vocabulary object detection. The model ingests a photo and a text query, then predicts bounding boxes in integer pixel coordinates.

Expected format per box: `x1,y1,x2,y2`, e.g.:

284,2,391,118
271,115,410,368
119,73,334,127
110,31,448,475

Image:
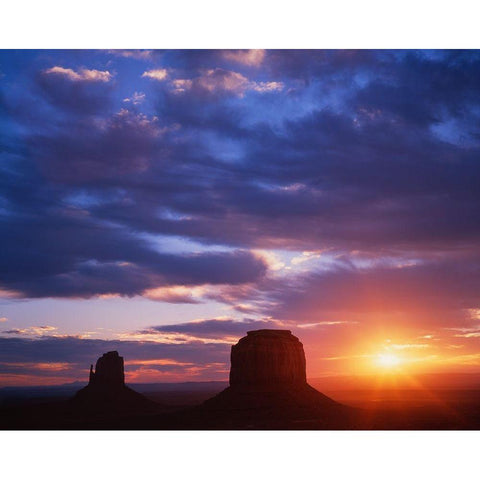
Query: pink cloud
109,49,154,60
144,285,204,304
123,91,146,105
142,68,168,81
2,325,57,336
44,66,112,82
169,68,283,96
222,49,266,67
170,78,193,93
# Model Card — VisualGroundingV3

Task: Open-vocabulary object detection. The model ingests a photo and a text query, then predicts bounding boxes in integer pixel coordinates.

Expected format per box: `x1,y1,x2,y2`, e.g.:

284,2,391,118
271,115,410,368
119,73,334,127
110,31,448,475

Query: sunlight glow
375,353,403,369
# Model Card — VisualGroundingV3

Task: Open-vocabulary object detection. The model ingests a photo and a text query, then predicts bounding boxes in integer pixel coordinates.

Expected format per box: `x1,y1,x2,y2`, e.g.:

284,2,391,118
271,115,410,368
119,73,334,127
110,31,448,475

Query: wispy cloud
137,317,286,342
2,325,57,336
109,49,154,60
222,49,266,67
143,285,205,304
167,68,283,96
43,66,113,82
122,91,146,105
250,81,284,92
142,68,168,80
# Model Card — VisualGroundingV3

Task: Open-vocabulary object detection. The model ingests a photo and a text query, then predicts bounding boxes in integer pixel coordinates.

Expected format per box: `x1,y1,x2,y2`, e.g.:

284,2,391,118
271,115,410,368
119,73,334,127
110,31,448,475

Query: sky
1,49,480,387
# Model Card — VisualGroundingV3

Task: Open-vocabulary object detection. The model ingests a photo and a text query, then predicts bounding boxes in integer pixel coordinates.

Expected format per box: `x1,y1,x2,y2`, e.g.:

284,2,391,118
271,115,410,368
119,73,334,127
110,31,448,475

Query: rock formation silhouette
72,351,155,413
229,329,307,387
200,329,354,427
88,351,125,387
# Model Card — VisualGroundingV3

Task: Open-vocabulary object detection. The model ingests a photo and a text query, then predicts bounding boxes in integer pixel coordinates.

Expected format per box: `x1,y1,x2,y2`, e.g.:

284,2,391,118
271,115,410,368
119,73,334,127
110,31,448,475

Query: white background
1,1,479,478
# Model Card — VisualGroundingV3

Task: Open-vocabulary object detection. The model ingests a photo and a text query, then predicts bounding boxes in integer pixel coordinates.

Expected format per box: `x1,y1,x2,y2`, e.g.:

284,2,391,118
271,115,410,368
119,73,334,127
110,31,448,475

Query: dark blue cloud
0,204,267,297
2,49,480,300
35,68,114,116
0,336,229,364
142,317,283,339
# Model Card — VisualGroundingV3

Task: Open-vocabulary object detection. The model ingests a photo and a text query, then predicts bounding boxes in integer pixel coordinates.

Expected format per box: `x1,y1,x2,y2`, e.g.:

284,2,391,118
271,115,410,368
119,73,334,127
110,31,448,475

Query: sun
375,352,402,369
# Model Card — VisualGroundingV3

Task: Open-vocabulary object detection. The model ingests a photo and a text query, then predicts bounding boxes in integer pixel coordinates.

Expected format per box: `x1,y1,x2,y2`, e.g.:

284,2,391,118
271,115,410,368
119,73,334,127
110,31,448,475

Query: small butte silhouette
72,351,157,413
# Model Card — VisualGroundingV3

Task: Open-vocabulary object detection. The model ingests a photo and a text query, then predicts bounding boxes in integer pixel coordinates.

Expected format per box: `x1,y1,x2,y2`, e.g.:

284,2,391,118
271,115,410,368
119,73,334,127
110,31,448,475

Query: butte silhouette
72,351,156,413
196,329,355,428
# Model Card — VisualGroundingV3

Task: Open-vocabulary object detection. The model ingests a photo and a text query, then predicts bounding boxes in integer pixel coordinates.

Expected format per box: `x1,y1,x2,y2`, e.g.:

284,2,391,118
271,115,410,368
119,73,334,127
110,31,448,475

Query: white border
1,2,480,479
1,0,479,48
1,431,479,479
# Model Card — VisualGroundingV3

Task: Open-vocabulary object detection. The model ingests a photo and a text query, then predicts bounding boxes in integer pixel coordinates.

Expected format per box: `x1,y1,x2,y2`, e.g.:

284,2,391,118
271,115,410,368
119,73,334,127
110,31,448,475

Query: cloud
36,66,114,115
0,198,269,297
173,69,249,96
3,49,480,314
142,68,168,80
44,66,112,82
261,256,480,331
0,361,72,372
109,50,154,60
2,326,57,336
170,78,193,93
250,81,284,92
0,317,7,322
123,91,146,104
0,335,229,364
232,304,257,314
30,108,166,182
143,285,205,304
222,49,266,67
165,69,283,97
140,317,285,341
264,49,378,81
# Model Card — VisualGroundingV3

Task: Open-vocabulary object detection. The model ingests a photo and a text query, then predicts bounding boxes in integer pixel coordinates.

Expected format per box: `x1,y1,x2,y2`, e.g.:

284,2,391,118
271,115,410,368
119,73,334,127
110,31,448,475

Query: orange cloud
2,325,57,336
0,289,21,299
144,285,205,304
0,361,73,373
124,362,229,383
0,374,77,387
125,359,194,367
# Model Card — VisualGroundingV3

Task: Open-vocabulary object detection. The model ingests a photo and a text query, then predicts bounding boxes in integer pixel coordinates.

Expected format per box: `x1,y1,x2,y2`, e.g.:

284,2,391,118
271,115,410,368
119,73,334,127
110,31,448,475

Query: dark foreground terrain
1,382,480,430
